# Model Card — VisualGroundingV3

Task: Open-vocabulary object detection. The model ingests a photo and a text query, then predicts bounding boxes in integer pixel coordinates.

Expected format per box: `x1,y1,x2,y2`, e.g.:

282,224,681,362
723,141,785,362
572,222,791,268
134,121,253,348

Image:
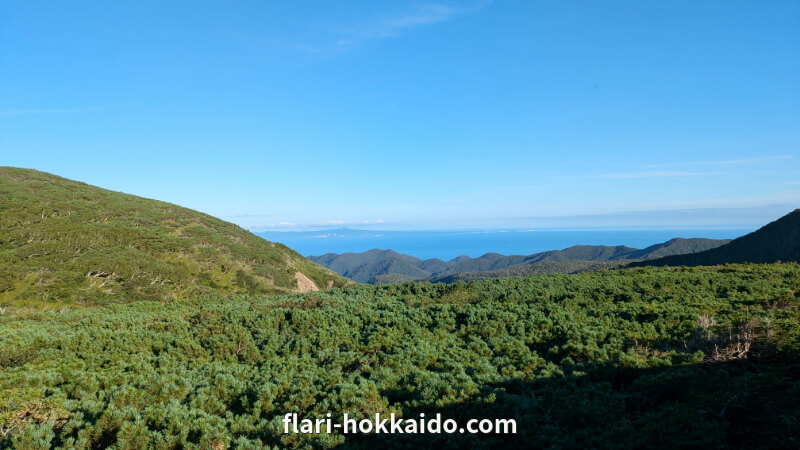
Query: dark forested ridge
428,259,625,283
0,167,348,307
632,209,800,268
2,264,798,448
311,238,731,284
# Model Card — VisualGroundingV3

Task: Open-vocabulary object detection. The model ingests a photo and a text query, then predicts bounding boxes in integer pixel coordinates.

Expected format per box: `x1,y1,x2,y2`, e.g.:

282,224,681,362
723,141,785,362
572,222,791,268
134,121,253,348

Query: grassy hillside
626,237,735,259
633,209,800,268
0,167,348,307
2,264,798,448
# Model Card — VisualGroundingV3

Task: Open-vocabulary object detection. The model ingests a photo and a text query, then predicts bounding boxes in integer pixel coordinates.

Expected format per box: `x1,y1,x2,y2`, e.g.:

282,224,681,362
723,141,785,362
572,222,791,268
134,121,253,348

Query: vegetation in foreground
0,167,348,308
2,264,799,448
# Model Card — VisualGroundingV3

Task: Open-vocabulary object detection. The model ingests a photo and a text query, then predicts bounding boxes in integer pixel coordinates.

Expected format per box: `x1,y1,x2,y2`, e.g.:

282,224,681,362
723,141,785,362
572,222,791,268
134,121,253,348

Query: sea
255,228,754,261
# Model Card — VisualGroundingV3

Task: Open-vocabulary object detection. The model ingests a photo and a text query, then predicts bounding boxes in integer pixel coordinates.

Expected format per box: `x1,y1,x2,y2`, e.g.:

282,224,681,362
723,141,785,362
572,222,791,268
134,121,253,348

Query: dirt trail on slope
294,272,319,293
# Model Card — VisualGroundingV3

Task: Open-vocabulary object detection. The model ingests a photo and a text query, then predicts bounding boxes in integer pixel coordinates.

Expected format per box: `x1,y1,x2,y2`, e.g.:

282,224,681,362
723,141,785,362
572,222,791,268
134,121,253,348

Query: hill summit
632,209,800,267
0,167,348,306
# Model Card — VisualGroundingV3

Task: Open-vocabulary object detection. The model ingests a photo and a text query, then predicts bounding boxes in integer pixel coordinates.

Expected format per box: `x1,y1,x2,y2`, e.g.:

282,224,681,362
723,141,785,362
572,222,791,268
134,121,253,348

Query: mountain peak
633,209,800,267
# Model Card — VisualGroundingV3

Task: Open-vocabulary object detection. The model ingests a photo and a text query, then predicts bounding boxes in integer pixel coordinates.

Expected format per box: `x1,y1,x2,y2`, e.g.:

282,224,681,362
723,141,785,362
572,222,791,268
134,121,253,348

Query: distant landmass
256,227,750,261
631,209,800,268
310,237,731,284
0,167,348,306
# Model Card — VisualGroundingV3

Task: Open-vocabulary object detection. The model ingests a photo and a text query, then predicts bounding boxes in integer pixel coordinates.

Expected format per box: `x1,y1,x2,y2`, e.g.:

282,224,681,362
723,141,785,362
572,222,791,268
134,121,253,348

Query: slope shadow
344,344,800,449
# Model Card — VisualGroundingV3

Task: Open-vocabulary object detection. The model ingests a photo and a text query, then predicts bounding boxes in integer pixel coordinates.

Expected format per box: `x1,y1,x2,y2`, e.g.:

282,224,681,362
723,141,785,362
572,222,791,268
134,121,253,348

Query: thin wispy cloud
592,155,796,180
259,222,297,229
0,107,106,117
508,204,797,229
235,2,489,56
644,154,793,169
590,170,725,179
662,191,800,210
354,4,463,39
250,219,391,231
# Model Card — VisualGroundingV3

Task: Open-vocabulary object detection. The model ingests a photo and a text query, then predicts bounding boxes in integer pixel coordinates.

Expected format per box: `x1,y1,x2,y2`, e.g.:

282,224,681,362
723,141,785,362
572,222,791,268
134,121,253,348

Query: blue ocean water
256,228,753,261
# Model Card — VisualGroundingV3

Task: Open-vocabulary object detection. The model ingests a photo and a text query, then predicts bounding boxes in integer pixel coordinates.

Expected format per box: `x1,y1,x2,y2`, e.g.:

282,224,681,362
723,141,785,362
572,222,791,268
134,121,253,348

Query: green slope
0,167,349,307
632,209,800,267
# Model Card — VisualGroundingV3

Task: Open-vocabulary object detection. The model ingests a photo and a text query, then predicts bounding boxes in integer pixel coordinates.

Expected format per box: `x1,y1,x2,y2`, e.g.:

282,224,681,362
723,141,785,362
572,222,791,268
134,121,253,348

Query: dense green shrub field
2,264,799,448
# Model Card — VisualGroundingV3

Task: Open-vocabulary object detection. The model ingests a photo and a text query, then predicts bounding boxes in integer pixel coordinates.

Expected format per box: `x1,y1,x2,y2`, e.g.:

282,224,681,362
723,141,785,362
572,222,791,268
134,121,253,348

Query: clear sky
2,1,798,230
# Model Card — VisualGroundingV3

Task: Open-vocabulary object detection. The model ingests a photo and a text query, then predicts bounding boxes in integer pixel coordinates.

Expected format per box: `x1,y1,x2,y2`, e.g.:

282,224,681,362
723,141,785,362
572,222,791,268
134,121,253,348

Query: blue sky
1,0,798,230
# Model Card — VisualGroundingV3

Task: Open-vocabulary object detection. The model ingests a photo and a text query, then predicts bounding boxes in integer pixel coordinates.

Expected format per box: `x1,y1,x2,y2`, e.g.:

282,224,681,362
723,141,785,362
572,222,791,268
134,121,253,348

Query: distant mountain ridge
310,237,731,284
631,209,800,268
